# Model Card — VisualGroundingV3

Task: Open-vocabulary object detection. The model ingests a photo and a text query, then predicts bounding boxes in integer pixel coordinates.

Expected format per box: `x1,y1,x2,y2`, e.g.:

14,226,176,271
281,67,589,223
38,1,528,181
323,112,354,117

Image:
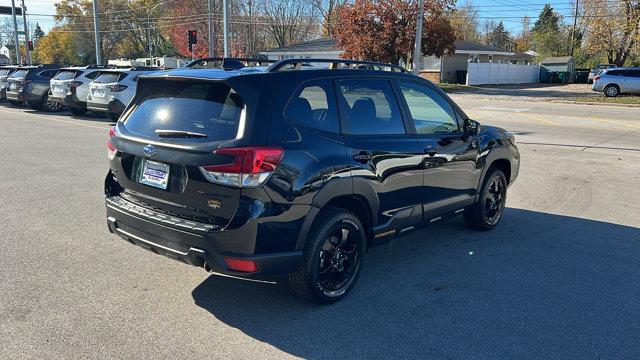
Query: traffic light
188,30,197,52
27,41,33,51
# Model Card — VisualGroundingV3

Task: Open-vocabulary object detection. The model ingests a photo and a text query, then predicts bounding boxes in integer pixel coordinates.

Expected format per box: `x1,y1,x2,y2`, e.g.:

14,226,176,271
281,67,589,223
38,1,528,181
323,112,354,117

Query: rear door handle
353,151,372,163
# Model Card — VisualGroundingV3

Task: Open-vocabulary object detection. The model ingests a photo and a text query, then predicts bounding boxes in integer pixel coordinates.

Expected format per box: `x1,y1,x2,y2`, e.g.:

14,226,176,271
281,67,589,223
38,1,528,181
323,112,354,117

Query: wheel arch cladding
489,158,511,184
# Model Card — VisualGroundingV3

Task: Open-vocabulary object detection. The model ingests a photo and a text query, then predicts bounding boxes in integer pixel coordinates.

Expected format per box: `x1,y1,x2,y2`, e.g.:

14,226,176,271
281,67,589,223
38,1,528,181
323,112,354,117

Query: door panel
337,78,423,236
396,80,481,219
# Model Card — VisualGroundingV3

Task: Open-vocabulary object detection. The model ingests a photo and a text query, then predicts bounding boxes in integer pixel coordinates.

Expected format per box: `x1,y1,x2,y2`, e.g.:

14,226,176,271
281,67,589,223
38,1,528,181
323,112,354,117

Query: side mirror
464,119,481,136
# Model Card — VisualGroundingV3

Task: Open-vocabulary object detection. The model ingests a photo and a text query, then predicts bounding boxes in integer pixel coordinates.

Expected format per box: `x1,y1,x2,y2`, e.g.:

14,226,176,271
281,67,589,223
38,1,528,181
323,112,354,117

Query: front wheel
464,168,507,231
288,208,366,304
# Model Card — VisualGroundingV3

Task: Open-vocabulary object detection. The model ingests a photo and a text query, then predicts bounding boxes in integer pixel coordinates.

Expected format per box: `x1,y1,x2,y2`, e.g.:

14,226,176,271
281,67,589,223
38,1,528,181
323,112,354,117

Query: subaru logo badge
143,144,157,157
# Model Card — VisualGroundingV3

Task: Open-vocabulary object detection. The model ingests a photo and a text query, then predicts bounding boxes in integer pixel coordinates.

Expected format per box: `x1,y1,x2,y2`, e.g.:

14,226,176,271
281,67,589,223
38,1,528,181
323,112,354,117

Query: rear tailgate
108,76,265,228
50,70,81,97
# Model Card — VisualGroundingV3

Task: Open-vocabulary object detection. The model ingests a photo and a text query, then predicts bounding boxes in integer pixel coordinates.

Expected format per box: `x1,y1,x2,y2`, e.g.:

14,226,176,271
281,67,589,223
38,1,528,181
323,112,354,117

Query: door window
398,81,460,135
284,79,339,133
337,79,405,135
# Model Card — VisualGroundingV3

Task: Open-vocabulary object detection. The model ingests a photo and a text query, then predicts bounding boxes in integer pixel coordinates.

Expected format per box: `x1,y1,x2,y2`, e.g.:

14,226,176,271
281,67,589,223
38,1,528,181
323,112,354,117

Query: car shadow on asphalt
191,208,640,359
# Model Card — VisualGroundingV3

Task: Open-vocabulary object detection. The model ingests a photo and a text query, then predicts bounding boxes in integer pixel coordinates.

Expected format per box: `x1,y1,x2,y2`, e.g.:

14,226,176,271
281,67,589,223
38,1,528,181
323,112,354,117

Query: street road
1,100,639,359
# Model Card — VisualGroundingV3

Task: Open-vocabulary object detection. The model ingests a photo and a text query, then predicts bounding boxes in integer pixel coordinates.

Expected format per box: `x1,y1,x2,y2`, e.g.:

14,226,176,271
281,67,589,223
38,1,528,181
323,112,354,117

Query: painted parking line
0,109,110,131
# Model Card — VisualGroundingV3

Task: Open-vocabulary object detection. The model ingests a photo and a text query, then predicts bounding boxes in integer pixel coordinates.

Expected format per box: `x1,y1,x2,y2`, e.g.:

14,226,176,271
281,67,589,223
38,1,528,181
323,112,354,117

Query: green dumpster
557,71,569,84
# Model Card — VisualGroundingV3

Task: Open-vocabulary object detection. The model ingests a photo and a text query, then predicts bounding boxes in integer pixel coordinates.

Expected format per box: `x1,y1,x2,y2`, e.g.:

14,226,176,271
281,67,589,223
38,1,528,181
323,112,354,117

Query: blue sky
461,0,578,34
1,0,577,36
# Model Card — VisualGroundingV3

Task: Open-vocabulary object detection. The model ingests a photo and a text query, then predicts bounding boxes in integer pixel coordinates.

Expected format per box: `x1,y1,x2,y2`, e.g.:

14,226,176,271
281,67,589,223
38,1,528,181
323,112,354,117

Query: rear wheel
43,93,63,112
604,84,619,97
288,207,366,304
464,168,507,231
70,107,87,116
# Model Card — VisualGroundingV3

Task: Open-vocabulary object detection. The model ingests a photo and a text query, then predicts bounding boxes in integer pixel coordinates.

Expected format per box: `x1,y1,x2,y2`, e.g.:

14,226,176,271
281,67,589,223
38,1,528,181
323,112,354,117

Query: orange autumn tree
334,0,456,65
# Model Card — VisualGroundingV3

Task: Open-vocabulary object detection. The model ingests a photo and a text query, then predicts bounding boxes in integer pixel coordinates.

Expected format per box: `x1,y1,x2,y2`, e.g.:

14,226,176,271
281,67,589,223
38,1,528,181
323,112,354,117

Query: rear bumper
87,98,125,114
6,90,24,102
50,93,86,109
105,195,303,277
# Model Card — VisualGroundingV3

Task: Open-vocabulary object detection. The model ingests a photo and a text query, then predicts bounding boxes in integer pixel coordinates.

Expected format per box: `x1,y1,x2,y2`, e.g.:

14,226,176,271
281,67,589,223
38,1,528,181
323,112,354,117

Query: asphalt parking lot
1,100,639,359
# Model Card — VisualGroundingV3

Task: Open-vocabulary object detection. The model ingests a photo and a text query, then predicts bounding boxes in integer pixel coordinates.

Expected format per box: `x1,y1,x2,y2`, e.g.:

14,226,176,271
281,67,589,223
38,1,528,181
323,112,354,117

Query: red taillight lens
199,147,284,187
593,75,601,81
107,84,128,92
224,258,258,273
107,127,117,160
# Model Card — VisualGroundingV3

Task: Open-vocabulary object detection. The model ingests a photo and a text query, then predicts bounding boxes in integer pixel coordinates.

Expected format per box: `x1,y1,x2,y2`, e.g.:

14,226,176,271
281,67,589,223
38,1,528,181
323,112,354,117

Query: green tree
489,21,510,48
533,4,560,33
531,4,566,57
33,23,45,42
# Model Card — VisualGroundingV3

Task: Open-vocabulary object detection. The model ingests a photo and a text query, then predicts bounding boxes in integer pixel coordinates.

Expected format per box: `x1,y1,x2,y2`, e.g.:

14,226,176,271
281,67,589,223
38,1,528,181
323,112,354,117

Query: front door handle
353,151,372,163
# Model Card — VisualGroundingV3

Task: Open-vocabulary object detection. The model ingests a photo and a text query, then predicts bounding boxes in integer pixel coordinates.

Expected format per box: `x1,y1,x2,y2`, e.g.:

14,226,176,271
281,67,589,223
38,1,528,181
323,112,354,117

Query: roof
140,68,266,81
541,56,574,64
506,52,536,61
453,41,512,54
262,38,340,53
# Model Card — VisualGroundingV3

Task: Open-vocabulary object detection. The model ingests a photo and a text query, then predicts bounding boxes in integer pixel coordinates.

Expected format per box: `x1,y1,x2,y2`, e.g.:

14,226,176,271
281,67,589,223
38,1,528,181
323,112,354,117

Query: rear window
0,69,11,76
94,73,125,83
9,70,28,79
53,70,80,80
123,80,244,141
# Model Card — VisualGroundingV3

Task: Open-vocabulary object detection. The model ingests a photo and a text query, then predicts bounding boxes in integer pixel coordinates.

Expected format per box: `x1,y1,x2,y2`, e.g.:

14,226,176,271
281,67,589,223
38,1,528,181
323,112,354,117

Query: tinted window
94,73,124,83
338,79,405,135
285,79,339,133
399,81,459,134
9,70,28,79
626,70,640,77
53,71,79,80
606,70,623,76
39,70,58,79
124,80,243,141
84,71,100,80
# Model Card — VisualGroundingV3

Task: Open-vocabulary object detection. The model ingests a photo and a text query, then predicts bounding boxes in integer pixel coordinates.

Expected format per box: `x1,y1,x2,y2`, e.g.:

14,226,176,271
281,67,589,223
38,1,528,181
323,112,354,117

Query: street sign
0,6,23,16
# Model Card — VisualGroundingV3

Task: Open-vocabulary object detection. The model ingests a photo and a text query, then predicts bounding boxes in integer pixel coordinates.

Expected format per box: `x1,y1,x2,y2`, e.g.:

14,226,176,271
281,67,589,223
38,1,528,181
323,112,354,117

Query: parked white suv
86,67,159,120
49,66,110,115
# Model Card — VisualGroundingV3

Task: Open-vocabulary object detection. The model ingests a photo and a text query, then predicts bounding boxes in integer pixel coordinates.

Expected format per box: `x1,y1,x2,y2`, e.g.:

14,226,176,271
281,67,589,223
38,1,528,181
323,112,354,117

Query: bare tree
313,0,348,37
448,0,480,41
259,0,320,48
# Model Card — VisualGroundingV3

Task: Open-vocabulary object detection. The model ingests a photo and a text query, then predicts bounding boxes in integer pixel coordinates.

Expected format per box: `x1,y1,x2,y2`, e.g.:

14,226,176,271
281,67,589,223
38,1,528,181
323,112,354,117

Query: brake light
593,75,601,81
224,258,258,272
107,84,128,92
199,147,284,187
107,127,117,160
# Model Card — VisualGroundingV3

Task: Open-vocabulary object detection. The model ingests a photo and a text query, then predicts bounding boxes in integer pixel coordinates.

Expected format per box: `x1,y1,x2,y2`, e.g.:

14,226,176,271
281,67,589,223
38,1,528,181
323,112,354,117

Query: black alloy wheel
464,168,507,230
482,176,506,226
318,227,361,293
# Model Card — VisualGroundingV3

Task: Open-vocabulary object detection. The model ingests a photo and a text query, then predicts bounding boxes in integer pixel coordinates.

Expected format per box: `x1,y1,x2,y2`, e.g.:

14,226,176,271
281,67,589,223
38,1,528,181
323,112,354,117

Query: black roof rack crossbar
266,58,409,73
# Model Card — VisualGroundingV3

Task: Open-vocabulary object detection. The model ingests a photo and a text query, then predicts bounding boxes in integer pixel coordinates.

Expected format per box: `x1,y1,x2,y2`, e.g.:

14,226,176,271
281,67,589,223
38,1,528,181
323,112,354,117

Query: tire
70,107,87,116
288,207,366,304
604,84,619,97
464,168,507,231
108,112,121,121
42,93,63,112
8,100,19,106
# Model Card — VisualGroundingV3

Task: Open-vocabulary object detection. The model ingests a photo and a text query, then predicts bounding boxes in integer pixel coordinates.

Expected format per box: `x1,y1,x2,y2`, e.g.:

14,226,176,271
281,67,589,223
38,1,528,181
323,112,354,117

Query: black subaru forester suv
105,59,519,303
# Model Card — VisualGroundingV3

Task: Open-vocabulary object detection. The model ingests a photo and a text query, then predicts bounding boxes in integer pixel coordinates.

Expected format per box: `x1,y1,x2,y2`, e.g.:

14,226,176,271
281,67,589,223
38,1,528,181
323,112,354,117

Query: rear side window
94,73,124,83
84,71,100,80
39,70,59,79
606,70,623,76
53,71,79,80
337,79,405,135
628,70,640,77
123,80,244,141
285,79,339,133
0,69,11,76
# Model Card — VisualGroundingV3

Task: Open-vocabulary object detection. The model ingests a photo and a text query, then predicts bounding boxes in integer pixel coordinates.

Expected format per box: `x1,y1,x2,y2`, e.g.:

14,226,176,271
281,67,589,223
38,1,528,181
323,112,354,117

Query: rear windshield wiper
155,129,208,138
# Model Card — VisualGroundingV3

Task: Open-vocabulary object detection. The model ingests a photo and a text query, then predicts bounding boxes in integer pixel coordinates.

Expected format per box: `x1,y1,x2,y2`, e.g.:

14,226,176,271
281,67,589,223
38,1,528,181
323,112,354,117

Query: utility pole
569,0,579,57
20,0,30,65
411,0,424,74
223,0,229,57
10,0,20,64
208,0,214,57
92,0,102,65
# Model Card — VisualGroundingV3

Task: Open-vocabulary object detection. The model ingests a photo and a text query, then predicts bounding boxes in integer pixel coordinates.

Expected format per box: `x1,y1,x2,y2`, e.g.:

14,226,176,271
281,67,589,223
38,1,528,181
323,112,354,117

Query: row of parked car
0,58,264,119
0,64,159,120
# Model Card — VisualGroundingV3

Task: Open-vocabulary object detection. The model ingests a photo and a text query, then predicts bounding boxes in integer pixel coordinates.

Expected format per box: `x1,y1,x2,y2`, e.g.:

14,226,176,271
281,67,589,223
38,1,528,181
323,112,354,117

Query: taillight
593,75,601,81
107,127,117,160
199,147,284,187
107,84,127,92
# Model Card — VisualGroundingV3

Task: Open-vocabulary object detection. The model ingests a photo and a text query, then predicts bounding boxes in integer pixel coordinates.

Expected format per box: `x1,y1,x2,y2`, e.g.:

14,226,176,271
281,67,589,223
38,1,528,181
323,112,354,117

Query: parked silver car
592,68,640,97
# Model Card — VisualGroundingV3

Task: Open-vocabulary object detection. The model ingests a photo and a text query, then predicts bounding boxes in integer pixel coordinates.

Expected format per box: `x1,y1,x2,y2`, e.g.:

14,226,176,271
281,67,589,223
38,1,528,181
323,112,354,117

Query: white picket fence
466,62,541,85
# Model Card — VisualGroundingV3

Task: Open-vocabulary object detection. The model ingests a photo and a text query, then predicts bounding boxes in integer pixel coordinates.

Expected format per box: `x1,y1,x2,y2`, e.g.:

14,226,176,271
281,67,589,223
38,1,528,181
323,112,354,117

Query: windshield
9,70,28,79
123,80,244,141
94,73,124,84
54,70,80,81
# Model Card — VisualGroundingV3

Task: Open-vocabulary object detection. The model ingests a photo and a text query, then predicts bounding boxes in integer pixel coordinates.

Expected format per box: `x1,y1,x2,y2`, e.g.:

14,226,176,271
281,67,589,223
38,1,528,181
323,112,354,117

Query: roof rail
267,58,409,73
186,57,277,70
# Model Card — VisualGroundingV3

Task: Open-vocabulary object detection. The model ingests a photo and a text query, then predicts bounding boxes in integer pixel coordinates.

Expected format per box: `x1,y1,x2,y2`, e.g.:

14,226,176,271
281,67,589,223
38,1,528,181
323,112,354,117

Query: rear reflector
107,127,117,160
224,258,258,273
199,147,283,187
